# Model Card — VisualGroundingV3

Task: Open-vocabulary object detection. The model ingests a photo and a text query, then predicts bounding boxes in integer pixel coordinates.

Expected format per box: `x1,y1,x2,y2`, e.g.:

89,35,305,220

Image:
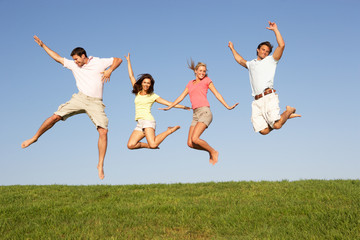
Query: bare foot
286,106,301,119
168,126,180,134
286,106,296,114
209,151,219,165
21,138,37,148
97,165,105,180
289,113,301,118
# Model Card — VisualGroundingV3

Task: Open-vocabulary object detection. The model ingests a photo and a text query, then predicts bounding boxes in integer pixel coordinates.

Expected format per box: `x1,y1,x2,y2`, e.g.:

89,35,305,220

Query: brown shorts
54,92,109,129
191,106,213,127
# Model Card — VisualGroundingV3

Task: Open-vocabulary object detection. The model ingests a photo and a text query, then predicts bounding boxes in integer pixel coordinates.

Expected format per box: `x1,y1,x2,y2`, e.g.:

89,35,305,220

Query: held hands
33,35,44,47
158,106,191,111
266,21,278,31
159,107,171,111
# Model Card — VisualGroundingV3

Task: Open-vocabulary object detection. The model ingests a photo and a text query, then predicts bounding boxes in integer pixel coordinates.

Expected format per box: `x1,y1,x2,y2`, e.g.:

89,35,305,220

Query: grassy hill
1,180,359,239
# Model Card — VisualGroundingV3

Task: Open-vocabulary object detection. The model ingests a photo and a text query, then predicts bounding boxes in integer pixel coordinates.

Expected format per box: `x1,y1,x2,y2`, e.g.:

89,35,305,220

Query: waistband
254,88,276,100
77,92,103,101
193,106,211,112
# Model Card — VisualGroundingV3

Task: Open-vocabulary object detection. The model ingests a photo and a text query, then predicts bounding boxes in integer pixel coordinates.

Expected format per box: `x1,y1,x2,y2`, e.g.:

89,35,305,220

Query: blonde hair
187,58,208,77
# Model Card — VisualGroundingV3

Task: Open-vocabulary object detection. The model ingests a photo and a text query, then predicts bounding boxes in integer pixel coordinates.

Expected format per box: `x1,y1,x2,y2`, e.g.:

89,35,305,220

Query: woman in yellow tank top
125,53,190,150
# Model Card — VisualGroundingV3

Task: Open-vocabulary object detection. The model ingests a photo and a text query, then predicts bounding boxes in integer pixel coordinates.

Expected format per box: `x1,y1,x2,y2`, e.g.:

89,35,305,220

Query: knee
51,114,62,122
187,141,194,148
148,143,158,149
191,137,200,145
272,124,281,130
127,143,136,150
98,128,108,137
259,129,270,135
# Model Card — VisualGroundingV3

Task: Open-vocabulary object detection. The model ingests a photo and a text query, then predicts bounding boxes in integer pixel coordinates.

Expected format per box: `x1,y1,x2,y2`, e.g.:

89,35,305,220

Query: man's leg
272,106,301,130
259,127,273,135
97,127,108,180
21,114,62,148
260,106,301,135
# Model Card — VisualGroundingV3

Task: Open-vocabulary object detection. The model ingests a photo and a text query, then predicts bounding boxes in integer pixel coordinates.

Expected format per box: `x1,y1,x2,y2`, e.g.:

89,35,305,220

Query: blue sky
1,0,359,185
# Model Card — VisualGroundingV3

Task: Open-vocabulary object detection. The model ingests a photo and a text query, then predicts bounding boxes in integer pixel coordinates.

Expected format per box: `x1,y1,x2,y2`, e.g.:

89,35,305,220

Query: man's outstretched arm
228,41,247,69
33,35,64,65
101,57,122,83
267,21,285,61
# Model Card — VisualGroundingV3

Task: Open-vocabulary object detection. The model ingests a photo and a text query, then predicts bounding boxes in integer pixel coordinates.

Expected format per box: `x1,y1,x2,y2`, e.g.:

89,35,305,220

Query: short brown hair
257,41,273,56
71,47,87,58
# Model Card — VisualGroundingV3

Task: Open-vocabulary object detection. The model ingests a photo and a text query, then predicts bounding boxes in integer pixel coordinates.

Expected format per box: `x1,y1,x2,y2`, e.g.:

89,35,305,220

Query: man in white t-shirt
21,36,122,180
228,21,301,135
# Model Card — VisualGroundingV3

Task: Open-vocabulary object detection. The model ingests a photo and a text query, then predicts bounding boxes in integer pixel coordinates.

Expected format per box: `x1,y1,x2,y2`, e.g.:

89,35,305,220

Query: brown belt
254,89,276,100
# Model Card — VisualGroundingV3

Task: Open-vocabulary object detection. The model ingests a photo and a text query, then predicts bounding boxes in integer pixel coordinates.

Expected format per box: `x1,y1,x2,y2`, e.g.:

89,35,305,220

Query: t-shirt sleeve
100,57,114,69
186,80,191,90
246,61,251,69
152,93,160,101
63,58,77,70
206,77,212,86
269,55,279,64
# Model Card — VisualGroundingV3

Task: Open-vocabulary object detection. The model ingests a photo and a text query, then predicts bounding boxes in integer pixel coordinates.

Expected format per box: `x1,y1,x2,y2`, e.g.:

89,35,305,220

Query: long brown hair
132,73,155,95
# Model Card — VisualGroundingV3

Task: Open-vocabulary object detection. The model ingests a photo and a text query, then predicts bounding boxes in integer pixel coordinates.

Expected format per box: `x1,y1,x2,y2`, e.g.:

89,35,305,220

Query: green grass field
1,180,359,239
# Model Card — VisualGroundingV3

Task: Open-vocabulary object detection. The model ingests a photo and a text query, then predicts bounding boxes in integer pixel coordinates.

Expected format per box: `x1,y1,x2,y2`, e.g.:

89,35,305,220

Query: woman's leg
187,122,219,165
144,126,180,149
127,130,148,149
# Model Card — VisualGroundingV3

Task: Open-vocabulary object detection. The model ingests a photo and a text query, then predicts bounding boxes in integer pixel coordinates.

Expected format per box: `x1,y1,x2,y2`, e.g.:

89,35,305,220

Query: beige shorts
191,106,213,127
55,92,109,129
251,93,280,132
134,119,156,131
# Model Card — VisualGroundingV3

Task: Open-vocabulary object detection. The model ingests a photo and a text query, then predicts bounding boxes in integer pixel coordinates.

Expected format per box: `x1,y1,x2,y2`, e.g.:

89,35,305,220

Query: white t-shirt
63,56,114,99
246,56,278,96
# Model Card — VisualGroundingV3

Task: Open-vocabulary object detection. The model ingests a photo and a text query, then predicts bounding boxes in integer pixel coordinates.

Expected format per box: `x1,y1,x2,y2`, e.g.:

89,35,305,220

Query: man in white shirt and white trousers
228,21,301,135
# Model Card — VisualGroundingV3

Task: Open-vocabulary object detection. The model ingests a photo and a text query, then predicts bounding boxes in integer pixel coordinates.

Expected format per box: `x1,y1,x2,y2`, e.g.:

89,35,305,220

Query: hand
124,53,130,61
228,41,234,49
101,69,113,83
266,21,278,31
33,35,44,47
227,103,239,110
184,106,191,110
158,107,171,111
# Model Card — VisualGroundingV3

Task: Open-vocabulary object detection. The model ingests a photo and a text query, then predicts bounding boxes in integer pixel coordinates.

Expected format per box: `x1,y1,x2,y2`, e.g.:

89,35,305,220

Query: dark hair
257,41,273,55
71,47,87,57
132,73,155,95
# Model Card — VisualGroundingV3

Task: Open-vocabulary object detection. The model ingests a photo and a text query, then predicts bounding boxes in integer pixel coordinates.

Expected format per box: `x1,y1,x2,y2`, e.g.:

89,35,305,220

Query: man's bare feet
289,113,301,118
209,151,219,165
21,138,37,148
97,165,105,180
168,126,180,134
286,105,296,114
286,106,301,119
